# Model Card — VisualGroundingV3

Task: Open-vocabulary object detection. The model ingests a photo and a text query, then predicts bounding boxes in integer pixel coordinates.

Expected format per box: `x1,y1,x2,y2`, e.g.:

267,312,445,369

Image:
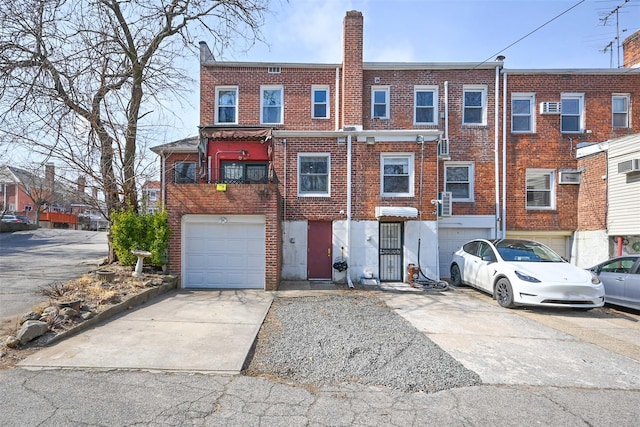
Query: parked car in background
589,255,640,311
1,214,29,223
450,239,605,309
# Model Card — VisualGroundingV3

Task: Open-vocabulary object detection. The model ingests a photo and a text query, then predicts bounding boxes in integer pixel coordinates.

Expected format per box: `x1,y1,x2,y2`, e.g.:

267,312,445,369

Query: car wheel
450,264,463,287
495,278,515,308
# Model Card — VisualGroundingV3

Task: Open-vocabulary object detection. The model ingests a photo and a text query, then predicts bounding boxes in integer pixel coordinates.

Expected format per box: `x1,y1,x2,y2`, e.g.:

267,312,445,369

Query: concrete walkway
19,290,273,374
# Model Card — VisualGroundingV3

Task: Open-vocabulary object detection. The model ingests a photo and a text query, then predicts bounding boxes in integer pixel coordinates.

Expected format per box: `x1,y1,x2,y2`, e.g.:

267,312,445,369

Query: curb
44,276,178,346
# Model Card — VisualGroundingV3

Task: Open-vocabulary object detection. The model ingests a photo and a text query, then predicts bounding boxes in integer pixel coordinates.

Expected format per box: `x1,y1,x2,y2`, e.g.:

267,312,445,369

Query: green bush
110,208,170,267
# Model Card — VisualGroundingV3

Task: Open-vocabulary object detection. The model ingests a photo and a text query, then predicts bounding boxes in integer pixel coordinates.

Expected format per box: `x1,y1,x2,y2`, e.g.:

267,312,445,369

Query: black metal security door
379,222,403,282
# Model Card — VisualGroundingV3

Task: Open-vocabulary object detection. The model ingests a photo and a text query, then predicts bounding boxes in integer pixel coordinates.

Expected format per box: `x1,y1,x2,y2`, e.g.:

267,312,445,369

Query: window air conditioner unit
540,101,561,115
438,139,450,157
558,171,581,184
618,159,640,174
438,192,452,217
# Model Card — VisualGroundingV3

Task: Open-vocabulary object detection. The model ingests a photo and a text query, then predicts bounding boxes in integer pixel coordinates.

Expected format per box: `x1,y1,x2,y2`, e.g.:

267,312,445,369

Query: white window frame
526,169,556,210
612,94,630,128
380,153,415,197
311,85,330,119
260,85,284,125
444,162,475,202
214,86,238,124
463,85,487,125
371,85,390,119
414,85,438,125
561,93,584,133
511,93,535,133
298,153,331,197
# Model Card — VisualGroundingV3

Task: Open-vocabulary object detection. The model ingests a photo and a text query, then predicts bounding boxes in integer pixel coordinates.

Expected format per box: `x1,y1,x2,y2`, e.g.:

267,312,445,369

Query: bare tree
0,0,270,215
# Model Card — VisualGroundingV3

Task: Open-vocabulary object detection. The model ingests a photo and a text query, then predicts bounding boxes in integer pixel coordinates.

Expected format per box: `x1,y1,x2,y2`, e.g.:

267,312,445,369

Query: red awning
200,127,272,141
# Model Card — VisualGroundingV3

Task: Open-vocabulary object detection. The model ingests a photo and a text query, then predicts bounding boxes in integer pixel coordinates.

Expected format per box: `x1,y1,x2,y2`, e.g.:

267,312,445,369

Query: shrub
110,208,170,267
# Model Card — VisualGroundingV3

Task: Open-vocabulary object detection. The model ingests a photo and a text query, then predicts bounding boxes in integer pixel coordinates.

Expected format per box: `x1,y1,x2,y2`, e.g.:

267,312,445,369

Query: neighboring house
141,180,162,214
0,164,102,229
152,11,640,290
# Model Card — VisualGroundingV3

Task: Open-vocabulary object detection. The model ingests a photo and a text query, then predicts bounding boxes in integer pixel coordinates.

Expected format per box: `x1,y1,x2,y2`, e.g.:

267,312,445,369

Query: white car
450,239,604,309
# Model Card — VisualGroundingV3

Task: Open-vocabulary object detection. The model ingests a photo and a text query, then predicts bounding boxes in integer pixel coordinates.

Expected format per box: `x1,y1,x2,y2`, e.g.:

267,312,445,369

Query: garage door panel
183,215,265,289
439,228,492,278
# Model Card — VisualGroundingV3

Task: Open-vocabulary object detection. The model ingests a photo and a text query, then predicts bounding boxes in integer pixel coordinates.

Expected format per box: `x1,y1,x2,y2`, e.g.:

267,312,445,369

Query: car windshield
494,240,564,262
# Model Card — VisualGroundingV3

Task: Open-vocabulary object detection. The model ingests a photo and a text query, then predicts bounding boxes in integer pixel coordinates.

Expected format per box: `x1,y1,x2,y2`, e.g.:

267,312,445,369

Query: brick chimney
623,29,640,68
77,176,86,193
342,10,364,129
45,163,55,190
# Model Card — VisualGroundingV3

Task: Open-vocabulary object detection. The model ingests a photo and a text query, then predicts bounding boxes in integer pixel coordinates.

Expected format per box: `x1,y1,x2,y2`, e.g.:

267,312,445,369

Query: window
381,154,414,197
174,162,196,184
511,93,535,133
612,94,630,128
261,85,283,124
221,162,268,184
372,86,390,119
298,154,330,196
526,169,555,209
444,162,474,201
215,86,238,124
561,93,584,133
463,85,487,125
312,85,329,119
414,86,438,125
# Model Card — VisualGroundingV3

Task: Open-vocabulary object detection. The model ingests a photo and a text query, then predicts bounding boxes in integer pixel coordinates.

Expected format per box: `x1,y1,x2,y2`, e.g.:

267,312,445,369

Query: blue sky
165,0,640,142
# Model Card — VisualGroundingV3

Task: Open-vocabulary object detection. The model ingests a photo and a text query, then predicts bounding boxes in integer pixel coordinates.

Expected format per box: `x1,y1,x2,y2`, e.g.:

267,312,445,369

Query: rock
60,307,79,318
20,312,41,324
80,311,95,321
42,306,58,316
16,320,49,344
5,336,20,349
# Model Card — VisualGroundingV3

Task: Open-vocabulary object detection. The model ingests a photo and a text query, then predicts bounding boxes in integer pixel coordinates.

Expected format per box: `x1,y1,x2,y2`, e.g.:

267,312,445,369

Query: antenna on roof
599,0,631,68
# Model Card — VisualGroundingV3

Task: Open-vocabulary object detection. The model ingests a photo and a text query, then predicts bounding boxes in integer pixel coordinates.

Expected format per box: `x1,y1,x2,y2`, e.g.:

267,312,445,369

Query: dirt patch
0,264,174,370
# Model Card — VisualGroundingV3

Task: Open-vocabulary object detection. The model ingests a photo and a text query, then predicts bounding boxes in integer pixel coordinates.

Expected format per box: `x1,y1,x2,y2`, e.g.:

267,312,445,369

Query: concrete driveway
378,284,640,389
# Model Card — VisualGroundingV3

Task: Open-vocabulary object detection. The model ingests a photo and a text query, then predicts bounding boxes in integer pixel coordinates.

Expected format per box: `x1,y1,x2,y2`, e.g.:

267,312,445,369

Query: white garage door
439,227,492,278
182,215,265,289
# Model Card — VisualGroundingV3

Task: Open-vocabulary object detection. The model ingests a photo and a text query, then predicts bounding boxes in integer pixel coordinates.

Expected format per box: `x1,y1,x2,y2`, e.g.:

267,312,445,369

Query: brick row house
152,10,640,290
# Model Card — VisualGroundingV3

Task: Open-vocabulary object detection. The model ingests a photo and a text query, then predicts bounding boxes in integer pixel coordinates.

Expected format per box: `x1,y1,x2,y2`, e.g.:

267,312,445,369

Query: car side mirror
482,255,495,263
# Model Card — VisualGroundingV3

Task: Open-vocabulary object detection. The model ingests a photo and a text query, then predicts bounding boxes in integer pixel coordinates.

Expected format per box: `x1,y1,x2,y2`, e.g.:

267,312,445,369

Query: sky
165,0,640,142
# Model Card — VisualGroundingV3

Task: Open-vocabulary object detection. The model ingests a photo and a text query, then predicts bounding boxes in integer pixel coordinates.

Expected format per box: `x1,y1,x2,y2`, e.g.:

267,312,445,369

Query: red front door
307,221,333,280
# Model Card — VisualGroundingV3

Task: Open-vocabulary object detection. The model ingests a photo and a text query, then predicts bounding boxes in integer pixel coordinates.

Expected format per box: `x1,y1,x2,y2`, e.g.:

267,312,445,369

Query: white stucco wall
281,221,308,280
572,229,610,268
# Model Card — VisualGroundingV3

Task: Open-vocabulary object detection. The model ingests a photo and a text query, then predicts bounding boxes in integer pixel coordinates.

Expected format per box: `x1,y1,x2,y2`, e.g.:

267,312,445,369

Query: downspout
161,153,166,209
502,71,508,238
346,133,354,288
335,67,340,131
494,64,501,239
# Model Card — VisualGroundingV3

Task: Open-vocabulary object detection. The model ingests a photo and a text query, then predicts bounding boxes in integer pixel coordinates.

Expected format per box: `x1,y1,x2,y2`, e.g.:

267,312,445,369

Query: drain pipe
502,71,508,238
494,64,501,239
346,133,354,288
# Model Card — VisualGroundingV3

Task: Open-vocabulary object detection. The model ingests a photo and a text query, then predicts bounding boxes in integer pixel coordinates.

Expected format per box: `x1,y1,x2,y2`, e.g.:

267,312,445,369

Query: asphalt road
0,228,108,329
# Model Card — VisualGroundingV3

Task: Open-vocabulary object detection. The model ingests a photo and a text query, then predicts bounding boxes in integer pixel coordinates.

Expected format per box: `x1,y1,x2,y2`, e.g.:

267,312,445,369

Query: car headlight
590,272,601,285
515,270,541,283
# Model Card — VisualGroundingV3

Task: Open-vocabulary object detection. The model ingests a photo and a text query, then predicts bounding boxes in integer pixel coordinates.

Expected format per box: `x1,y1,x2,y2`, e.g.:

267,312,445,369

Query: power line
475,0,587,68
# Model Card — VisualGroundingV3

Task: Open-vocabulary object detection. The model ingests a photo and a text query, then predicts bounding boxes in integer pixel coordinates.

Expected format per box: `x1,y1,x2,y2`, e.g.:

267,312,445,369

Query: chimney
342,10,364,129
622,29,640,68
45,163,55,190
92,187,98,199
77,176,86,193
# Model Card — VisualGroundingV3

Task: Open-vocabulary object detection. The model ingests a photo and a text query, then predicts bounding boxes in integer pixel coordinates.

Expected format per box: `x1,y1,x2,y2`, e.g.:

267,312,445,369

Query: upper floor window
561,93,584,133
414,86,438,125
612,94,630,128
381,153,414,197
147,190,157,201
221,162,268,184
312,85,330,119
463,85,487,125
511,93,535,133
261,85,283,124
526,169,555,210
298,154,330,196
372,86,390,119
215,86,238,124
174,162,196,184
444,162,474,202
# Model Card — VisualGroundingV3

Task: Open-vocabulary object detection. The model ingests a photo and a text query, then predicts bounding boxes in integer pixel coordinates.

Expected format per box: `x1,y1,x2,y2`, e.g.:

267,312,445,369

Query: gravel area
244,292,481,393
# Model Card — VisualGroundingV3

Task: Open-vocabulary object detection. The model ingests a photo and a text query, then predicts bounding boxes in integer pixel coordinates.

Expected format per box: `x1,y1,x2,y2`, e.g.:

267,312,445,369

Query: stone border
43,276,178,346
